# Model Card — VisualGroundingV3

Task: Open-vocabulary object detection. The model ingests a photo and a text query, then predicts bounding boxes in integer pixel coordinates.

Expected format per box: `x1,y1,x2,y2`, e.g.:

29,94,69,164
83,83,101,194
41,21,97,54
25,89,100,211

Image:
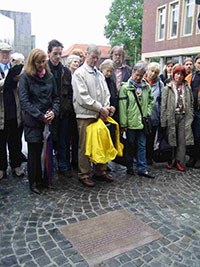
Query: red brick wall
142,0,200,54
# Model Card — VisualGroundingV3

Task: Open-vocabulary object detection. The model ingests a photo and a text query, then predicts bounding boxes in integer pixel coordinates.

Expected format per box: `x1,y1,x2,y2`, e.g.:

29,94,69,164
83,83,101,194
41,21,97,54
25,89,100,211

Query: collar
0,62,11,73
84,63,98,73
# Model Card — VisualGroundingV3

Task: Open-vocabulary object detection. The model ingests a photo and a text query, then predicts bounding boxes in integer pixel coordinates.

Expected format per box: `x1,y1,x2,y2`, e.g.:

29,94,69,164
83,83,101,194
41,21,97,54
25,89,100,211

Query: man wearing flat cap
0,43,24,180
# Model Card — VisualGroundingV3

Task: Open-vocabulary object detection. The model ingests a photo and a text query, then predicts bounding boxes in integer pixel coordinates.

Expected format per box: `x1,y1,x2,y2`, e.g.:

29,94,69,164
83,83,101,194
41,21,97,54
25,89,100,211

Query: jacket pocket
23,112,43,128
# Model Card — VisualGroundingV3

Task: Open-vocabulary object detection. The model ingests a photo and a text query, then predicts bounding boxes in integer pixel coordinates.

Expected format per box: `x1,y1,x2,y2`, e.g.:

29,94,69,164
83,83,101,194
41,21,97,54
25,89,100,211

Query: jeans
127,129,147,174
57,115,78,171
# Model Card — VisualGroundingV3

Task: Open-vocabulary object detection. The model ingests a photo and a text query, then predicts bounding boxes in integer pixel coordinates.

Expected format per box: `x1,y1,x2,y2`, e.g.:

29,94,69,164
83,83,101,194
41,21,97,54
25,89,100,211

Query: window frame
182,0,195,37
156,4,167,42
168,0,180,40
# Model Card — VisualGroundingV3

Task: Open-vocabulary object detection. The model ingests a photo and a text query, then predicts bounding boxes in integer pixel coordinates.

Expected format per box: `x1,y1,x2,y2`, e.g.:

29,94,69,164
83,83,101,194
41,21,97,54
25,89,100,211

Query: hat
0,43,12,52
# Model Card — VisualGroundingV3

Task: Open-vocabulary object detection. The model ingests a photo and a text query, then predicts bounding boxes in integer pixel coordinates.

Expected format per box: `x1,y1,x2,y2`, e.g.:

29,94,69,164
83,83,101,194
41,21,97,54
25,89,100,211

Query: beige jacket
72,63,110,119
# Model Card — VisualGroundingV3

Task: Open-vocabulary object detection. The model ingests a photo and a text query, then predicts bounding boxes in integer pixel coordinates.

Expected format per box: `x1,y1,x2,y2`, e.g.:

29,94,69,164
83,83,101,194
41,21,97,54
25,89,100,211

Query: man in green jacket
119,62,155,178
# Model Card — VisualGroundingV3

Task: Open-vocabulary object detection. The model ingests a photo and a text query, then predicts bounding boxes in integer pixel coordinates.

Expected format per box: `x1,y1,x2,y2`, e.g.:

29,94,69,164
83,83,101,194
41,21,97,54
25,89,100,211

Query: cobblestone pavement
0,161,200,267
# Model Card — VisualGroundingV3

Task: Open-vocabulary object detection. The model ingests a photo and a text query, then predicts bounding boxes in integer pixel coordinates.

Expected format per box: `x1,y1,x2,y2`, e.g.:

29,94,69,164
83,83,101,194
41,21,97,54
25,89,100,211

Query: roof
62,44,111,58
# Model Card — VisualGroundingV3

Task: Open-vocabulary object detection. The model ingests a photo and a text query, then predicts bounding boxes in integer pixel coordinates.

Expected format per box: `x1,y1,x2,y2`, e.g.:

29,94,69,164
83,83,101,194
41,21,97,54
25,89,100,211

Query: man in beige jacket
72,44,114,187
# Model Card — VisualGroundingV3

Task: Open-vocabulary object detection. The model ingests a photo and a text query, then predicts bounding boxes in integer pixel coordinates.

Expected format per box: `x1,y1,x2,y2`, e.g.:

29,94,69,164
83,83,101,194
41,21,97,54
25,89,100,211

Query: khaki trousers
77,118,107,180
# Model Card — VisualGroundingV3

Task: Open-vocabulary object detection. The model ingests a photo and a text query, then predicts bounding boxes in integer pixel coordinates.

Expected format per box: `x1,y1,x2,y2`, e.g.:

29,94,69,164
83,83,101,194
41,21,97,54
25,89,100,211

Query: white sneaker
13,167,24,177
0,170,5,180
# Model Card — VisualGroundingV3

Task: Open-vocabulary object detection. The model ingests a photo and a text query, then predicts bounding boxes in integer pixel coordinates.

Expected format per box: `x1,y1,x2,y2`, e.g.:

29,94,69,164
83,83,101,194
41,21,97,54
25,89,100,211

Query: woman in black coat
19,48,59,194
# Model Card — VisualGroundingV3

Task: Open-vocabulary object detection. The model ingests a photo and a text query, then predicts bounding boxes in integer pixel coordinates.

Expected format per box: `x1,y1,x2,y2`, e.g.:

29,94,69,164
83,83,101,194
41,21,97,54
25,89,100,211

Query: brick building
142,0,200,67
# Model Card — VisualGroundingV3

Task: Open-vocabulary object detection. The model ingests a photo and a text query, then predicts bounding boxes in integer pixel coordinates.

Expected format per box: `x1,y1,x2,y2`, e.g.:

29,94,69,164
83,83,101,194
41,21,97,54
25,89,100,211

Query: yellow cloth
85,116,124,164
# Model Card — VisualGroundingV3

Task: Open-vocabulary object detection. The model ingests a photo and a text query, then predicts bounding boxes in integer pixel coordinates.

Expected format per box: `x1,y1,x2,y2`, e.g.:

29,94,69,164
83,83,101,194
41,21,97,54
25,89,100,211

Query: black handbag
153,127,172,162
132,90,152,136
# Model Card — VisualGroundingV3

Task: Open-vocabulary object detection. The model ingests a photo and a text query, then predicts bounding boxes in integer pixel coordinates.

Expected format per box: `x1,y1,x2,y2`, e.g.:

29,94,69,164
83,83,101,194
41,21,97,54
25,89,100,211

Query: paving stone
42,240,57,251
53,254,69,265
1,255,18,267
23,261,37,267
18,254,33,264
35,255,51,266
127,250,141,259
142,253,153,263
70,253,85,264
117,254,131,264
30,248,46,259
105,258,121,267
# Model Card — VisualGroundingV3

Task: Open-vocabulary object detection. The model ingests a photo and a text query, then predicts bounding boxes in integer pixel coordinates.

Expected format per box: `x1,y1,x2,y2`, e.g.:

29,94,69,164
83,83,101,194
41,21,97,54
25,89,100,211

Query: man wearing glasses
72,44,114,187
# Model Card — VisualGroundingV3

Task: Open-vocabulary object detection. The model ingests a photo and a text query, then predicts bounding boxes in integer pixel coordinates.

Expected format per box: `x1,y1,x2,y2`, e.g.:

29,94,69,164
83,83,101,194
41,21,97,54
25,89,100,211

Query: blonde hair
147,62,161,74
24,48,50,77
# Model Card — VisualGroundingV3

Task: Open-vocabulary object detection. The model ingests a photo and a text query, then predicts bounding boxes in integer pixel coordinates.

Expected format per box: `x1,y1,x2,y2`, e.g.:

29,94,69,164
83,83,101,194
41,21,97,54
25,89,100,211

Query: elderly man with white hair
0,43,25,180
72,44,114,187
144,62,164,165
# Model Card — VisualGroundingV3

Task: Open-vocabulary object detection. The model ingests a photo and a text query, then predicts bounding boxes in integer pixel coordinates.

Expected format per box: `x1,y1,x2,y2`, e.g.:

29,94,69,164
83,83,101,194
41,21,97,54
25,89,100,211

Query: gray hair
147,62,160,73
66,55,80,68
132,62,146,73
99,59,114,71
86,44,101,55
11,52,25,63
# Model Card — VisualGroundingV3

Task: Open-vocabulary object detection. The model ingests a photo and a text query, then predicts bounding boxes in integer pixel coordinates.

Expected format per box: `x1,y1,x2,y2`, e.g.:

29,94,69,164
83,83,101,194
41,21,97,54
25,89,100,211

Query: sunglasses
52,52,62,56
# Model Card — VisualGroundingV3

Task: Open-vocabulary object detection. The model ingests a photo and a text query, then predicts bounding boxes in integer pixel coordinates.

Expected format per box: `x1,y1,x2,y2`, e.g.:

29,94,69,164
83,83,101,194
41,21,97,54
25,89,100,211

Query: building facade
142,0,200,66
0,9,35,58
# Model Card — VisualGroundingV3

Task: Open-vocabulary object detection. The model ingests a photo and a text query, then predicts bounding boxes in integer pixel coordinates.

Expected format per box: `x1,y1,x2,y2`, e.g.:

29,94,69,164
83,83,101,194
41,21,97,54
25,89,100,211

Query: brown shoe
79,178,95,187
93,173,114,182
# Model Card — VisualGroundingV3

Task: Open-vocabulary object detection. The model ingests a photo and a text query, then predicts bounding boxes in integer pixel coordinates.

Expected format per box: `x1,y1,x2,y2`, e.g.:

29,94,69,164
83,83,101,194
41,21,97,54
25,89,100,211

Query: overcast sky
1,0,113,51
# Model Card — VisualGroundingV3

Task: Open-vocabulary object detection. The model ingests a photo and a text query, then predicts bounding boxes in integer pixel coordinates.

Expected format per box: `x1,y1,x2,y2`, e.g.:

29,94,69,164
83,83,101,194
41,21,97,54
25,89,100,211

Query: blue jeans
57,115,78,171
127,129,147,174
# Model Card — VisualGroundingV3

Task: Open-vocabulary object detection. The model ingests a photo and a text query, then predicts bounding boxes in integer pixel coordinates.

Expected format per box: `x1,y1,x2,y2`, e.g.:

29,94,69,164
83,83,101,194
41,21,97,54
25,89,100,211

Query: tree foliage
104,0,143,65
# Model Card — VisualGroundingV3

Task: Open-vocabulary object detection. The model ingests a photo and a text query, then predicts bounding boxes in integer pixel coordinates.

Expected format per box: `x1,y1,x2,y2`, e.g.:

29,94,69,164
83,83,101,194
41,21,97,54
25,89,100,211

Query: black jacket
191,71,200,111
19,72,59,142
48,61,73,117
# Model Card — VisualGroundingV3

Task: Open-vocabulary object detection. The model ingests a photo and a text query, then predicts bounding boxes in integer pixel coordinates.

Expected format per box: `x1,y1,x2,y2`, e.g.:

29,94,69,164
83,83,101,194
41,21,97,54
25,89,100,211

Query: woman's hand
44,111,55,124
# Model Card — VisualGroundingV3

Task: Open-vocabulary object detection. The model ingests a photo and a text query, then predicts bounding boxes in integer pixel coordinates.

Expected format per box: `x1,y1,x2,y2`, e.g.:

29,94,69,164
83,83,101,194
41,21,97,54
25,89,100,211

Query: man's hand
100,107,109,121
109,106,116,117
44,111,55,124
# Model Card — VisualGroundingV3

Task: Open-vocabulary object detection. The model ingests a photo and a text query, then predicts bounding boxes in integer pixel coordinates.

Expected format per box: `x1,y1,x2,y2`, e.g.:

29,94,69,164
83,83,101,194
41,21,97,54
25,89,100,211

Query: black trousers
0,119,21,170
146,126,157,160
27,142,43,188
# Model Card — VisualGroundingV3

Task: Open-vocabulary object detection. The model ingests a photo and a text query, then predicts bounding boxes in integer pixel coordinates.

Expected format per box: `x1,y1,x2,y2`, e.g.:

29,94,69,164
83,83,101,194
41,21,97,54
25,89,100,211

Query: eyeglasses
52,52,62,56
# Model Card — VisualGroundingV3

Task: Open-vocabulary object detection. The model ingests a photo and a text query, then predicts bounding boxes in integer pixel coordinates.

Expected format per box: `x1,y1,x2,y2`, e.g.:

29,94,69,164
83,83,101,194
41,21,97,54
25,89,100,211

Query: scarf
37,69,46,78
144,74,157,87
48,60,62,95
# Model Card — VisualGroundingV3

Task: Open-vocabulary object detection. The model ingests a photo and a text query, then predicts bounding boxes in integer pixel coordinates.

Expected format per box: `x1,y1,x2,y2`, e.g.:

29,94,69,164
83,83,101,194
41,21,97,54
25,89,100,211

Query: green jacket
119,79,154,130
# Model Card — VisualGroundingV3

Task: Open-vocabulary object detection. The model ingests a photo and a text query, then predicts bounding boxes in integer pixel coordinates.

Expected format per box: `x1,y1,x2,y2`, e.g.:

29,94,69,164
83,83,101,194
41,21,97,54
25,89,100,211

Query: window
169,2,179,38
184,0,195,35
157,7,166,40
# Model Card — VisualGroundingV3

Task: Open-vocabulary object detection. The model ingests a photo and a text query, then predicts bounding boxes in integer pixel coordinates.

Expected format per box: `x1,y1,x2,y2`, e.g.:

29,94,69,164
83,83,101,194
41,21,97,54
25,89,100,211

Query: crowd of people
0,40,199,194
